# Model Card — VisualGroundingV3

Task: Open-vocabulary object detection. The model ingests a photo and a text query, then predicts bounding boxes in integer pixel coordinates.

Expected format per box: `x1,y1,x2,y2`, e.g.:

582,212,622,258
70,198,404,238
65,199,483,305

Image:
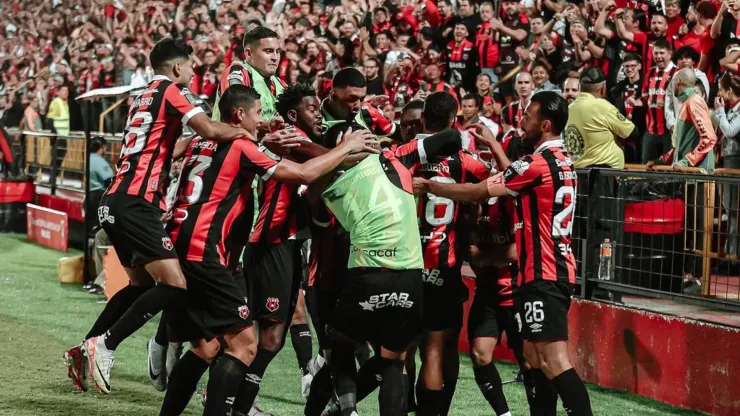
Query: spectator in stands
563,77,580,105
714,72,740,265
47,86,70,136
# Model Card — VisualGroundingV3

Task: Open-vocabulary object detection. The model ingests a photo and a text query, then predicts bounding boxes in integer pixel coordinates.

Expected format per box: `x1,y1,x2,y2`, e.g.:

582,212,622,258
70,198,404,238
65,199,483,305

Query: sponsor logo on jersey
266,297,280,312
358,292,414,311
162,237,173,250
511,160,530,174
350,244,398,258
422,269,444,286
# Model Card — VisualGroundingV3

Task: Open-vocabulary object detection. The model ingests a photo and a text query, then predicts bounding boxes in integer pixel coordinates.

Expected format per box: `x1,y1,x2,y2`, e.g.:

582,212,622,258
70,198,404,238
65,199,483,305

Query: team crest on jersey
238,305,250,320
162,237,173,250
266,297,280,312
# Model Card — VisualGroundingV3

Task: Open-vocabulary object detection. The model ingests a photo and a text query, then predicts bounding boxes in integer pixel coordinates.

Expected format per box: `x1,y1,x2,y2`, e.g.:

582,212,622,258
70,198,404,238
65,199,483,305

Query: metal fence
577,166,740,313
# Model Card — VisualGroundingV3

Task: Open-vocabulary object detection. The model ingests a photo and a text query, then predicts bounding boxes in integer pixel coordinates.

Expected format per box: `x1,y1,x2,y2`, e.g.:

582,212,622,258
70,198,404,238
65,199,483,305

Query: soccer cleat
307,355,325,378
85,336,115,394
64,344,88,392
147,337,167,392
301,373,314,399
165,342,184,381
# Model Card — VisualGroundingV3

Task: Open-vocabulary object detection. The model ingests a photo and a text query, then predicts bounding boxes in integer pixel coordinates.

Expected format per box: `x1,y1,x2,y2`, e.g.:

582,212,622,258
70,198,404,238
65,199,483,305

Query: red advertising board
26,203,68,252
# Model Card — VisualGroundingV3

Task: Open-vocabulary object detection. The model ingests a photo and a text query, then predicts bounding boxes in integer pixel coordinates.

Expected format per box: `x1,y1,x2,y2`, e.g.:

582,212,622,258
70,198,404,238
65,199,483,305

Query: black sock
329,344,358,416
154,310,169,346
440,348,459,416
231,347,278,413
85,285,149,340
473,362,510,415
416,388,443,416
406,362,417,412
304,365,334,416
377,357,405,416
355,356,380,402
103,284,188,351
160,350,209,416
290,323,312,376
522,368,538,414
533,369,558,416
204,354,249,416
552,369,593,416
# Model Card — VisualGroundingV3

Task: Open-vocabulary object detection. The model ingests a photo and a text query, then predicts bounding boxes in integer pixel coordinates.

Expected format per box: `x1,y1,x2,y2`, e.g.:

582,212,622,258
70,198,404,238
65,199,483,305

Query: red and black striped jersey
498,13,530,68
476,195,517,306
167,136,280,266
507,100,525,130
641,63,678,135
248,126,310,245
475,22,500,69
308,213,350,290
499,139,577,286
107,75,204,211
401,137,491,269
445,39,477,88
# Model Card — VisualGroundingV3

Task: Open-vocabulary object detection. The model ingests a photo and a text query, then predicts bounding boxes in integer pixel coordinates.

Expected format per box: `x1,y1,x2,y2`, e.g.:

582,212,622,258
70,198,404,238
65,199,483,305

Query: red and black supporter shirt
631,32,681,73
498,13,530,68
248,126,311,245
497,139,577,286
398,135,490,269
445,39,478,89
507,100,526,130
476,22,500,69
167,136,279,266
641,63,678,135
107,76,205,211
475,195,517,307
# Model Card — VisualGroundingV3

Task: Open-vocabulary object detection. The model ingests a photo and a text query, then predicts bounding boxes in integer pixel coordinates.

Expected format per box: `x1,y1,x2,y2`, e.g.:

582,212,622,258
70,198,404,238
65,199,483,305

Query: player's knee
226,332,258,365
291,306,307,324
470,344,492,366
259,324,286,352
539,350,571,378
191,341,220,364
523,343,539,368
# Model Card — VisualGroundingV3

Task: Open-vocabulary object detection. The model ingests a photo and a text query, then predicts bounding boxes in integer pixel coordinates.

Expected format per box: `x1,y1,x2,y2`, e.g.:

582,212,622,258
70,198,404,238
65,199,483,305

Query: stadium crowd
0,0,737,167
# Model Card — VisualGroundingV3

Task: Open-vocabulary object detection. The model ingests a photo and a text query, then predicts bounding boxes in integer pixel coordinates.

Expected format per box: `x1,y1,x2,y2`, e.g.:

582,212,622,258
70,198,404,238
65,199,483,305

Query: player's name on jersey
418,162,450,173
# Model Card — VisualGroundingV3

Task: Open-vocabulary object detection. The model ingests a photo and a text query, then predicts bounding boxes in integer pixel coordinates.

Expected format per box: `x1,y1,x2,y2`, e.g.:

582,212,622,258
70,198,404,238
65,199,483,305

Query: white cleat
301,373,314,399
85,336,115,394
165,342,184,381
64,343,89,392
147,337,168,392
307,355,325,377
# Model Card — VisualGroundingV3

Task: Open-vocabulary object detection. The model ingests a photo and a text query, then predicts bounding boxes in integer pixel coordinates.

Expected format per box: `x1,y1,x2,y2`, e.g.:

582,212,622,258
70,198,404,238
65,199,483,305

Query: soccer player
408,92,492,416
159,84,377,416
315,121,463,416
212,27,285,122
413,92,593,416
64,38,256,394
320,67,402,142
229,84,325,414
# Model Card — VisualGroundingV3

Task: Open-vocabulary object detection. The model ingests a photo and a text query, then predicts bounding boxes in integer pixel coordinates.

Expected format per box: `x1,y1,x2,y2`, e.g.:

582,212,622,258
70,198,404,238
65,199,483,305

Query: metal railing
577,166,740,312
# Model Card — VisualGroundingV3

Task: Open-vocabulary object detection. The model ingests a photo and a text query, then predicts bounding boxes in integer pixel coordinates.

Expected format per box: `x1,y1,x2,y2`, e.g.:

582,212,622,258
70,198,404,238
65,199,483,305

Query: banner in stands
26,204,68,252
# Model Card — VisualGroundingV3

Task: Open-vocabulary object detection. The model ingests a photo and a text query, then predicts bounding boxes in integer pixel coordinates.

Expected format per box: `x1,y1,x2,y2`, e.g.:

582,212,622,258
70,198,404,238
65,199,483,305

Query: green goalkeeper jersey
321,151,423,270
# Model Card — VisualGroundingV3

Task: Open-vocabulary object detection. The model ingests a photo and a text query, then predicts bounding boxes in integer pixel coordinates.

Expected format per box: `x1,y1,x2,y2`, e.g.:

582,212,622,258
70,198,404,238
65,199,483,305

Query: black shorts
467,290,521,351
422,268,465,331
331,269,423,353
515,280,574,342
244,240,303,323
306,285,340,350
169,261,253,343
98,193,176,268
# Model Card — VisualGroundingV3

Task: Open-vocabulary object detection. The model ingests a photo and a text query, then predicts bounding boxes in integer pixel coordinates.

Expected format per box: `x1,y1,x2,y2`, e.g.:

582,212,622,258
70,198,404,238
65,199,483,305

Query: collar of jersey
534,139,564,154
151,75,169,81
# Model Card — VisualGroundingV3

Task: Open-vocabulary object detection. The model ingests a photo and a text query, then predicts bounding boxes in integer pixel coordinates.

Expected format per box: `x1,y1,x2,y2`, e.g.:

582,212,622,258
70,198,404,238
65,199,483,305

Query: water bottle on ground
598,238,613,280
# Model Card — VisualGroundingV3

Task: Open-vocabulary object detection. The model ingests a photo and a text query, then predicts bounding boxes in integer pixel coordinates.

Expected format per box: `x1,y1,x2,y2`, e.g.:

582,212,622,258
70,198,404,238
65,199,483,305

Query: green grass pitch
0,233,703,415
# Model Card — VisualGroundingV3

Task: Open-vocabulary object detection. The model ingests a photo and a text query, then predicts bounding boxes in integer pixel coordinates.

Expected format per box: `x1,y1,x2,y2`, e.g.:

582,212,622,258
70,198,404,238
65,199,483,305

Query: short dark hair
500,104,514,126
402,100,425,114
696,1,718,19
218,85,261,121
89,136,106,153
529,91,568,135
462,93,482,109
243,26,278,49
653,37,672,51
423,92,458,132
332,67,367,89
623,53,641,64
276,83,317,121
149,38,193,72
673,46,700,63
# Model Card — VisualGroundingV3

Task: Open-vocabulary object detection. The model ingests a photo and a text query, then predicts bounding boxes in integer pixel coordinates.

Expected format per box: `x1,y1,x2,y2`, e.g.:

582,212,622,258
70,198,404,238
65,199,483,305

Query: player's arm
172,135,197,160
394,129,462,168
360,104,403,141
271,128,378,185
469,125,510,171
414,179,490,202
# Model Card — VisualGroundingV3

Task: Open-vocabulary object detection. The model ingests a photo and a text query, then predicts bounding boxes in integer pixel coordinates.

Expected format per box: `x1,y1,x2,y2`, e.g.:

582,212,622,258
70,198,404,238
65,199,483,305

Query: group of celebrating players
63,25,592,416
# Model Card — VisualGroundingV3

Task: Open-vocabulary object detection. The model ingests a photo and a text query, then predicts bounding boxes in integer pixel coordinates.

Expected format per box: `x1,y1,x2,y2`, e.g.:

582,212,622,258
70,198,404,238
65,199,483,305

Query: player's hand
412,177,430,195
338,127,380,154
365,95,390,108
470,123,496,147
261,130,304,155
